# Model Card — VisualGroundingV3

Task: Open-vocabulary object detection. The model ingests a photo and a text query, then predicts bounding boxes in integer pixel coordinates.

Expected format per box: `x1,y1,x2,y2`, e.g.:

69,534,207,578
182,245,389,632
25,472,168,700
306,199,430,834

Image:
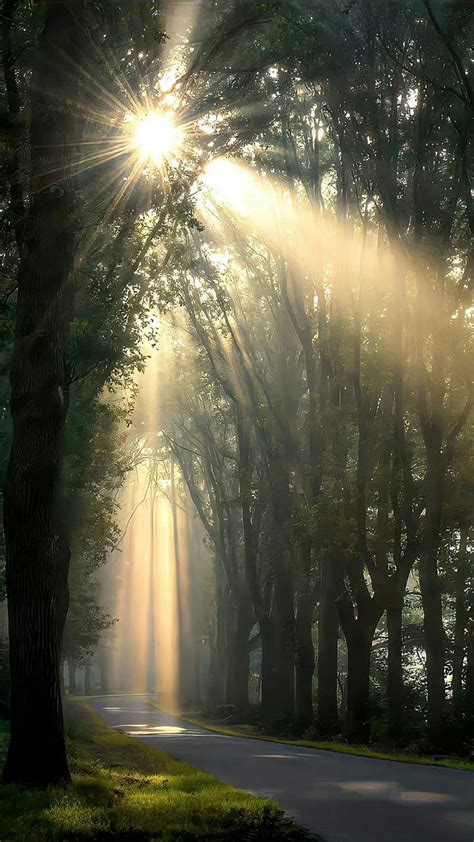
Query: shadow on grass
0,701,321,841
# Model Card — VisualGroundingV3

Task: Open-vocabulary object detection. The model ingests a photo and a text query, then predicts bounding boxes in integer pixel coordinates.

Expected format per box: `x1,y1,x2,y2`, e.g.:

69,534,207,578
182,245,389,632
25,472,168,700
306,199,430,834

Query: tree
3,1,91,786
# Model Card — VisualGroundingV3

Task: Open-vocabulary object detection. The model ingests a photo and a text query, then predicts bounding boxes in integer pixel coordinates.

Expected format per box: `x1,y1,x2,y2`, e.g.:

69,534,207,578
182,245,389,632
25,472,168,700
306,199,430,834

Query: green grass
0,701,315,841
151,705,474,774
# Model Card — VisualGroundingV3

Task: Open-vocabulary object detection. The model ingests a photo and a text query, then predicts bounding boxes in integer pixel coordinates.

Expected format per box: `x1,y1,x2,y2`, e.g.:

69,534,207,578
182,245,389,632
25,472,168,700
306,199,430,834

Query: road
89,694,474,842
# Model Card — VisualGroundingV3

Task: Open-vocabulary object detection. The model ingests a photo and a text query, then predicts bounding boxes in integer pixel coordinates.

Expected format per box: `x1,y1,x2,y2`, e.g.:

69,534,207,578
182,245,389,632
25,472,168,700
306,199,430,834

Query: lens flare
134,112,181,165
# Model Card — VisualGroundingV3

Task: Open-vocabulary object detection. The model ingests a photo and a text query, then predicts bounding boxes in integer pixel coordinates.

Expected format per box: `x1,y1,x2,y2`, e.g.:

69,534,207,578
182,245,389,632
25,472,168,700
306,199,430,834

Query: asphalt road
89,694,474,842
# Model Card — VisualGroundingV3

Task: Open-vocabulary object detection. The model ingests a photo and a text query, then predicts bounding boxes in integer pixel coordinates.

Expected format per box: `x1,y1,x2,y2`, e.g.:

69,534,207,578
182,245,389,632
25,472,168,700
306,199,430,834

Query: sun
134,112,181,165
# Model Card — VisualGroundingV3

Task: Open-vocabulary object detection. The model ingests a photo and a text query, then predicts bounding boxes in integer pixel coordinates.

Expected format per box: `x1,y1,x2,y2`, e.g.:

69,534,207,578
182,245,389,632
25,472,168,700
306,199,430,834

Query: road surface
89,694,474,842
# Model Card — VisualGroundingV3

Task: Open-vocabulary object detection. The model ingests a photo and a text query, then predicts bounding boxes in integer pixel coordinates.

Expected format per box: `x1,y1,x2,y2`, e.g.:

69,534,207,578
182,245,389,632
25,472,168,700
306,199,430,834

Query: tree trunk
273,571,295,721
452,528,468,709
420,541,445,741
209,574,226,707
68,659,77,696
260,616,277,722
181,505,201,706
466,623,474,714
261,575,295,724
317,555,340,734
3,2,88,787
84,666,91,696
225,602,252,712
294,592,315,726
387,596,405,739
265,459,295,723
419,426,445,741
170,461,185,705
346,628,372,742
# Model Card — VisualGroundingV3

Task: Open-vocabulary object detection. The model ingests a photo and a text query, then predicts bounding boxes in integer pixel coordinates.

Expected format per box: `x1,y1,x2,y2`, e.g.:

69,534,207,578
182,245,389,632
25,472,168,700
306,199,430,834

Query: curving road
89,694,474,842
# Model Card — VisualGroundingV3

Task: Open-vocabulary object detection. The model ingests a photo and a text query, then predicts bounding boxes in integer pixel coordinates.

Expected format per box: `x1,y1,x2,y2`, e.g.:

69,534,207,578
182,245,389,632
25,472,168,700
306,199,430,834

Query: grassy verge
150,705,474,774
0,702,317,841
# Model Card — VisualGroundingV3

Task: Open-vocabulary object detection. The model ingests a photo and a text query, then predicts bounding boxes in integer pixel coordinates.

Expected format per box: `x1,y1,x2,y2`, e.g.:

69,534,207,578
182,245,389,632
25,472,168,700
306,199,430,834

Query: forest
0,1,473,841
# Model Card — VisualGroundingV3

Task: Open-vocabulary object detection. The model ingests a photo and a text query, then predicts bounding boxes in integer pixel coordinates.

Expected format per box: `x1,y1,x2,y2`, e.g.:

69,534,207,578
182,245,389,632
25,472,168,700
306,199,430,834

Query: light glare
134,112,180,165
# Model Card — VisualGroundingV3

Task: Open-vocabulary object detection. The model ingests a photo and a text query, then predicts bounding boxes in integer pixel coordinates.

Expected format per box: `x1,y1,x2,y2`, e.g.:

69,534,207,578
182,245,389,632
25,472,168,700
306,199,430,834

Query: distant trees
158,0,473,747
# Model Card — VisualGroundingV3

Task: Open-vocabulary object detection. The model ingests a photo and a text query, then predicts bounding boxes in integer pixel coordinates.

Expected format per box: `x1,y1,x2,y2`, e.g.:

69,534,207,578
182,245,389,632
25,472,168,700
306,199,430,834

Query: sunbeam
108,321,200,709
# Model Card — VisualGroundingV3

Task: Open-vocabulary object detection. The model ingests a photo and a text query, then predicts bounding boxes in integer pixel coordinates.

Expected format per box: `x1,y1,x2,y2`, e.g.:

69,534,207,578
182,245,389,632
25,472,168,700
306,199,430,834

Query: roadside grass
0,701,316,841
150,705,474,774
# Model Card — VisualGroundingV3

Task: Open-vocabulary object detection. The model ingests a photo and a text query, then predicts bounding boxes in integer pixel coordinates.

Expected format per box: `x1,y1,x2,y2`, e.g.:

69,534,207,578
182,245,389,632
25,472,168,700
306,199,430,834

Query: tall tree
3,1,91,785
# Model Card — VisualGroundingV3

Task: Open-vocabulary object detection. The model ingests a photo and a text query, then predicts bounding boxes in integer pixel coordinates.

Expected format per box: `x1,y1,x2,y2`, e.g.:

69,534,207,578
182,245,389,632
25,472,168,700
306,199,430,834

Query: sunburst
132,111,182,166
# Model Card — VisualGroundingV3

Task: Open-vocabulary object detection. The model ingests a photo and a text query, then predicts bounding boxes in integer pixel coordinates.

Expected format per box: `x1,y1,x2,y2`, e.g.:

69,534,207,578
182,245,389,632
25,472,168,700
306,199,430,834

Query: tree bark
420,554,445,740
3,1,89,787
224,601,252,712
265,460,295,723
346,628,372,742
317,554,340,734
452,528,468,709
466,622,474,715
273,569,295,720
209,572,226,707
260,571,295,724
419,457,445,741
260,616,277,722
387,595,405,739
294,591,315,727
181,503,201,706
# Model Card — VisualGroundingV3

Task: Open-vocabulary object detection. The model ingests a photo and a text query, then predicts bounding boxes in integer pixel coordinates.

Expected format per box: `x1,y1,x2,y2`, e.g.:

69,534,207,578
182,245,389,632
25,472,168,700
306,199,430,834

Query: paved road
90,694,474,842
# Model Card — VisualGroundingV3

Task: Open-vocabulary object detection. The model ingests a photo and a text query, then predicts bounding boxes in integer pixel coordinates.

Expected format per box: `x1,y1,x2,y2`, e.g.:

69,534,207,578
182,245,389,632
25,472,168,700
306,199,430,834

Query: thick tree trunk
317,555,340,734
420,510,445,742
224,602,252,712
84,666,91,696
181,506,201,706
170,461,186,705
346,628,372,742
419,427,445,741
466,623,474,714
265,460,295,723
261,575,295,724
452,528,468,709
260,616,277,722
209,575,226,706
420,553,445,740
3,2,88,787
273,572,295,720
294,592,315,727
387,596,405,739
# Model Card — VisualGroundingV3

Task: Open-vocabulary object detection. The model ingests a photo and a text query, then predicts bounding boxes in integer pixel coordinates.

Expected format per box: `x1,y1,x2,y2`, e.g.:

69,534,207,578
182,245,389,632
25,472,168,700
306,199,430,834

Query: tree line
159,0,473,748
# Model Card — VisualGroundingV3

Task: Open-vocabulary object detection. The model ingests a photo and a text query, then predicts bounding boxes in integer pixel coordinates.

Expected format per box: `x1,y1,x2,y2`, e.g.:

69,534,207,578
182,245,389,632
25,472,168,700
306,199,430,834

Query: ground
0,701,316,841
90,694,474,842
